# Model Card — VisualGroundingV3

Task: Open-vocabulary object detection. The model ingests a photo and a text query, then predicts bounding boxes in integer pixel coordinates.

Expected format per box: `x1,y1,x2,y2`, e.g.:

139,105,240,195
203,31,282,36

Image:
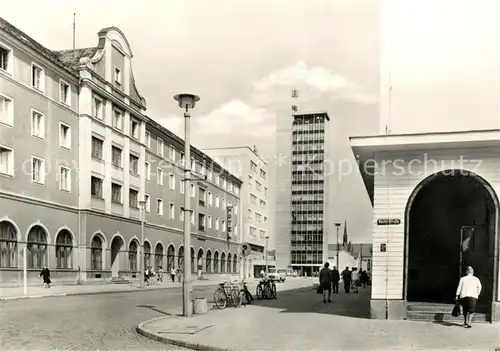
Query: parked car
268,268,287,282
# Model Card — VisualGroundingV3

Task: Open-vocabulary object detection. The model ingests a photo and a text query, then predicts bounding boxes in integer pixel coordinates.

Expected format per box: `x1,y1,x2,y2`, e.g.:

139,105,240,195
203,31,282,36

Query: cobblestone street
0,285,220,350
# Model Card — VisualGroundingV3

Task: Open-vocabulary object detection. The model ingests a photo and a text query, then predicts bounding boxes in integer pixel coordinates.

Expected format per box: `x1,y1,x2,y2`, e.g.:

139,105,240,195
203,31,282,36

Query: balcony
198,225,206,232
199,199,206,207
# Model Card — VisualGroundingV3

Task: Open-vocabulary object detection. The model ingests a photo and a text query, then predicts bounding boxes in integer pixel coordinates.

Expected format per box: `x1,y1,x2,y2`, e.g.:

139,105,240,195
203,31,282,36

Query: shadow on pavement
249,285,371,319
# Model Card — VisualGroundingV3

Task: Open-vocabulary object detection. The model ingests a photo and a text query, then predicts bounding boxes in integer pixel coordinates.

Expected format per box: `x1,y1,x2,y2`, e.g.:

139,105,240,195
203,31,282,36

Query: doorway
405,170,497,310
110,236,124,278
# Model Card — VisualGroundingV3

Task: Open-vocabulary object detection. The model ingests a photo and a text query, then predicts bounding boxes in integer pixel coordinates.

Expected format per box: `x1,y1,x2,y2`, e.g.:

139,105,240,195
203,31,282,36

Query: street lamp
139,199,147,289
174,93,200,317
335,222,341,270
265,235,270,273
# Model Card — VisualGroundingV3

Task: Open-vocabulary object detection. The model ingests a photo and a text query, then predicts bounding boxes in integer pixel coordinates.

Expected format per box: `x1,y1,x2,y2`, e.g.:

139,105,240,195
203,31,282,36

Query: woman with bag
455,266,482,328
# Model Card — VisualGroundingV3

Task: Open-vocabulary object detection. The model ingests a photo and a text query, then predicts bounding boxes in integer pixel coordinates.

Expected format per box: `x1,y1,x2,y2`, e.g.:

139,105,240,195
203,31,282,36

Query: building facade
0,18,242,285
202,146,272,278
275,110,330,276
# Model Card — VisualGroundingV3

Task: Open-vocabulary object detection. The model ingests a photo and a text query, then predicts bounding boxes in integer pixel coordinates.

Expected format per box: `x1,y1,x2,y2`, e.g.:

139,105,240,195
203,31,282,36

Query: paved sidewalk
0,276,261,300
137,287,500,351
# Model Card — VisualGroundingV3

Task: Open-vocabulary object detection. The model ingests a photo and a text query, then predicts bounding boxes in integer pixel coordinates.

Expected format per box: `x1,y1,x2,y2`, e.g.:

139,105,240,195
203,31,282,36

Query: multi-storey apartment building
0,17,242,284
202,146,271,278
275,111,330,276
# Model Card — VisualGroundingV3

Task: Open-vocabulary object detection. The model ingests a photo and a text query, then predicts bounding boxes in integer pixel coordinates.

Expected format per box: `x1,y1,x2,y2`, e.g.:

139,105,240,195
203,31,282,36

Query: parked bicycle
256,279,277,300
241,279,253,305
213,281,243,309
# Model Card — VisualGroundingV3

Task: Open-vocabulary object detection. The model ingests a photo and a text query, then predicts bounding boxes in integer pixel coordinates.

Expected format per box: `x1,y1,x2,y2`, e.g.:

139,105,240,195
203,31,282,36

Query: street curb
137,317,230,351
0,283,220,301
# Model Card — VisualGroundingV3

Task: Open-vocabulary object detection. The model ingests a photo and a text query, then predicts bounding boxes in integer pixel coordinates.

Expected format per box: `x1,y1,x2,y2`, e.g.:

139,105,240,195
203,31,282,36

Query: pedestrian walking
341,266,351,293
157,266,163,282
319,262,332,303
330,266,340,294
40,264,51,288
170,267,176,282
456,266,482,328
351,267,359,293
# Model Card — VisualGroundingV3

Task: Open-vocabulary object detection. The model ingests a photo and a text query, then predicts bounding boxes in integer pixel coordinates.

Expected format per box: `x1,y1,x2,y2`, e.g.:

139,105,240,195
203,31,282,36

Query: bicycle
256,279,277,300
213,281,243,309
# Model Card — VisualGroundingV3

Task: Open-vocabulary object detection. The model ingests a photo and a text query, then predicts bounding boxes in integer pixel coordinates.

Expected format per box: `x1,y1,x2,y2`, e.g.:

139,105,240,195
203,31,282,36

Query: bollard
193,297,208,314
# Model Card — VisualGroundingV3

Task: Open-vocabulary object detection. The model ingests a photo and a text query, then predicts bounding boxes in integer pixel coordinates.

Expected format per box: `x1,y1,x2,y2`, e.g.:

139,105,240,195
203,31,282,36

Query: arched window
167,245,175,270
190,247,195,273
144,241,151,268
91,235,103,270
220,252,226,273
155,243,163,270
0,221,17,268
56,230,73,269
213,251,219,273
178,246,184,269
205,250,212,273
227,253,232,273
233,254,238,273
27,225,48,268
129,240,138,271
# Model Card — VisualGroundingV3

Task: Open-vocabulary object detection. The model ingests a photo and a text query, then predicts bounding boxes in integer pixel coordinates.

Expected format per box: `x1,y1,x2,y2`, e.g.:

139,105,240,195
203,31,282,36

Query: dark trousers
171,274,175,282
344,280,351,293
332,281,339,294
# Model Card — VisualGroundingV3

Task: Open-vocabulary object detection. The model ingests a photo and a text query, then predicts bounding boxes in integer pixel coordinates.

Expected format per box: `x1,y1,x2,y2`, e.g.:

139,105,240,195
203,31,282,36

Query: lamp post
139,199,147,289
265,235,270,273
174,93,200,317
335,222,341,270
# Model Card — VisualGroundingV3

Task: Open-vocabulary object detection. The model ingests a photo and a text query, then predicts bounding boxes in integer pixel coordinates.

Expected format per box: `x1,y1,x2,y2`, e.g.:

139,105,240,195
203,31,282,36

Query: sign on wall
226,206,233,240
377,218,401,225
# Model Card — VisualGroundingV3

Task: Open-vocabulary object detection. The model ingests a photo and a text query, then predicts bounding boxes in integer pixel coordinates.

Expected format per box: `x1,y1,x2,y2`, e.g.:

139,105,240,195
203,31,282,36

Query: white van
268,268,287,282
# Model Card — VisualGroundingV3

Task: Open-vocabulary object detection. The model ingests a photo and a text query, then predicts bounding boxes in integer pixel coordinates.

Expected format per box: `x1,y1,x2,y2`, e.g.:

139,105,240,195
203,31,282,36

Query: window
190,158,195,171
59,80,71,106
129,188,139,208
168,146,175,161
157,199,163,216
91,176,103,197
198,213,206,231
264,187,268,196
90,235,103,270
59,166,71,192
190,183,195,198
55,230,73,269
113,108,123,130
157,168,163,185
130,154,139,174
256,213,262,222
190,211,195,225
215,195,220,208
180,179,185,194
250,161,257,173
169,203,175,219
180,208,184,222
31,63,44,92
199,188,206,207
207,216,212,229
208,192,213,206
157,138,164,156
0,44,12,74
0,146,14,176
222,178,226,189
31,156,45,184
260,230,266,238
229,182,233,193
250,194,257,204
0,94,13,126
129,241,138,271
250,226,256,236
215,218,220,230
145,131,151,148
235,186,240,197
207,170,212,181
93,96,103,120
222,220,226,232
0,221,17,268
145,162,150,180
111,183,122,204
234,202,238,214
111,146,122,167
114,66,121,84
248,209,252,220
144,194,150,212
201,165,206,176
260,169,267,179
256,181,262,191
31,109,44,139
169,173,175,190
180,153,185,167
59,123,71,149
260,200,266,208
215,174,219,186
264,216,268,223
222,197,226,209
130,119,139,139
27,226,47,268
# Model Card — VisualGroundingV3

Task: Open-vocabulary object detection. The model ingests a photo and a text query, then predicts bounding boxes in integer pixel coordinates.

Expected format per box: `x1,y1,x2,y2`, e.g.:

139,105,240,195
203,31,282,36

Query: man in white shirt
455,266,482,328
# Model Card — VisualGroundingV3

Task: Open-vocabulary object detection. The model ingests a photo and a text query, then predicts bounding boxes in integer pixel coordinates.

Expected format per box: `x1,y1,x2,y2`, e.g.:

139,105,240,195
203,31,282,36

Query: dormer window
114,66,121,85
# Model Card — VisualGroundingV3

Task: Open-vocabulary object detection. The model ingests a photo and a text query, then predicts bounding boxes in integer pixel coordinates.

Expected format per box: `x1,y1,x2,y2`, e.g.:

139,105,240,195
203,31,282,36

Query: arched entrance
405,169,499,316
110,236,124,277
197,248,204,273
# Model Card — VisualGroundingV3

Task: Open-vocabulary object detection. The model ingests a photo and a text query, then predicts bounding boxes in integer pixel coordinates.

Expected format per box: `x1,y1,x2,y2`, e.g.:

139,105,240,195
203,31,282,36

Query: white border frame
157,198,164,216
30,108,45,139
58,121,71,150
31,155,45,185
0,40,14,76
169,202,175,219
0,92,14,127
58,78,72,107
31,61,45,94
58,165,71,192
0,144,14,177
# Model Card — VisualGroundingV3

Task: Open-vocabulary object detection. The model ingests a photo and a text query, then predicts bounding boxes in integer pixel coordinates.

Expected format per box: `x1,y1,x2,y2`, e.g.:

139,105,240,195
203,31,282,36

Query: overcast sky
3,0,498,247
